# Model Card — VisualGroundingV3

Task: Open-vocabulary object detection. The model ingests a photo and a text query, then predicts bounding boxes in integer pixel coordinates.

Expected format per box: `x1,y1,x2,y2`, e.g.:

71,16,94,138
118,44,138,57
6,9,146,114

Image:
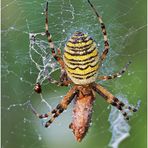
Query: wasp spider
32,0,138,142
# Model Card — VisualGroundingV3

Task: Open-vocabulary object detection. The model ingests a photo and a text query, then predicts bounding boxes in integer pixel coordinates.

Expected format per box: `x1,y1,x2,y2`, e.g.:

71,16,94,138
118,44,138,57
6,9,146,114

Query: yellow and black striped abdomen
63,31,99,85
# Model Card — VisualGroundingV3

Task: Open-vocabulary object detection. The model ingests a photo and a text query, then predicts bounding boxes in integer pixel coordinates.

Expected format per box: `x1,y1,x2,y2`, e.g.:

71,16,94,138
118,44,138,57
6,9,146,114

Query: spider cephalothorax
31,0,138,142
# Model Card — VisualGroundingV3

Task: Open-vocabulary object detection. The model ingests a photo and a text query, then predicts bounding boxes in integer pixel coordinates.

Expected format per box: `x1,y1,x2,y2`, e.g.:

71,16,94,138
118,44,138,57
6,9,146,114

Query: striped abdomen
63,31,99,85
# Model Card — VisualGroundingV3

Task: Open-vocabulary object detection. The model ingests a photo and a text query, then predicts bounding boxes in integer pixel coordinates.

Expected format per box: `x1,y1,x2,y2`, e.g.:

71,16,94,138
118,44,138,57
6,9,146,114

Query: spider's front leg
31,86,79,127
92,83,138,120
44,86,79,127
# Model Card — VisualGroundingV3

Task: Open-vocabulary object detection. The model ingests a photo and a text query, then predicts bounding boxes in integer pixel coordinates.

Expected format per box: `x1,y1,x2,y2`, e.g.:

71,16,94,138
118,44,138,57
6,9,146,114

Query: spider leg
98,61,131,81
88,0,109,65
92,83,138,120
34,2,71,92
29,102,51,119
34,69,72,93
59,69,72,86
50,79,72,86
45,2,64,69
45,86,79,127
30,86,79,126
48,71,72,86
47,69,72,86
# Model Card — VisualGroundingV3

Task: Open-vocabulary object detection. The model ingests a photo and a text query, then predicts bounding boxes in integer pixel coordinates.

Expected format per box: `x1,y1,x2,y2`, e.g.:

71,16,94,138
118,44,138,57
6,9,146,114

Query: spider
31,0,138,142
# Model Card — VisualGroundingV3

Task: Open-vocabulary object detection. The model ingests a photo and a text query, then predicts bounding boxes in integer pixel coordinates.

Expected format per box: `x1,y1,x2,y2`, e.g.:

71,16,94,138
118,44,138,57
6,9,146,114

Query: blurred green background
2,0,147,148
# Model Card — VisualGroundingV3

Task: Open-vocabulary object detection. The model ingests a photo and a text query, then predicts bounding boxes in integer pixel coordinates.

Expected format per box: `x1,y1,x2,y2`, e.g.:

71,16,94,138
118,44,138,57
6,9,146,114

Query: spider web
1,0,146,148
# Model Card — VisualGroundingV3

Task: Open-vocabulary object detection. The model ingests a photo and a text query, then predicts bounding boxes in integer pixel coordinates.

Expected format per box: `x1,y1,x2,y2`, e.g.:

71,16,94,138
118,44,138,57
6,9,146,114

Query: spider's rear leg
92,83,138,120
48,69,72,86
98,61,131,81
88,0,109,64
34,69,71,95
45,2,64,69
47,71,72,87
44,2,72,87
59,69,72,86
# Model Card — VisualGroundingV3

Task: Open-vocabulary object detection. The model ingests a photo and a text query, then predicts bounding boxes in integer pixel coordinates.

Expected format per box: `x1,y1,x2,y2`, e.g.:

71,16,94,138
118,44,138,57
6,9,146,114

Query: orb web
108,96,141,148
1,0,146,148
